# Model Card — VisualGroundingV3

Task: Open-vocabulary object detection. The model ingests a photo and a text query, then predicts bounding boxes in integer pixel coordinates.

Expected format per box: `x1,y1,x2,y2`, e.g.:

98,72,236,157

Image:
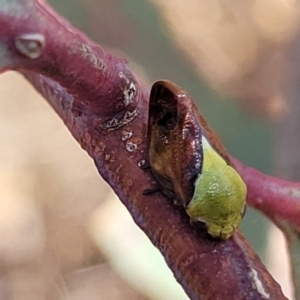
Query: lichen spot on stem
122,131,133,141
101,109,139,132
126,141,137,153
119,72,137,107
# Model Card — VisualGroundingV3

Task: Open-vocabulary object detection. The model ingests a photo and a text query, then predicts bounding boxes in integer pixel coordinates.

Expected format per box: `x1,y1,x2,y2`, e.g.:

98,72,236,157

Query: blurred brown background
1,0,299,299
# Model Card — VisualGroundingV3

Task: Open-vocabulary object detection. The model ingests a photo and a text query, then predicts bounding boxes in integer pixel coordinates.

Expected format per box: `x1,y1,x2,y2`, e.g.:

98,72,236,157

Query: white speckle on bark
249,269,270,299
119,72,137,107
101,109,139,132
123,82,137,107
126,142,137,153
122,131,133,141
138,160,146,167
15,33,45,59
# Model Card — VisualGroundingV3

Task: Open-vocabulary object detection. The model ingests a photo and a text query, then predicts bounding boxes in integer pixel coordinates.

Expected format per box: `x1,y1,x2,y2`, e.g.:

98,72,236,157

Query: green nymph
186,135,246,239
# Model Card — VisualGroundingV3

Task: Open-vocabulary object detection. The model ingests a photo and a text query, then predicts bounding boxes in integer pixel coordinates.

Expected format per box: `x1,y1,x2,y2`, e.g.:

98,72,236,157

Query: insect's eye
158,111,176,130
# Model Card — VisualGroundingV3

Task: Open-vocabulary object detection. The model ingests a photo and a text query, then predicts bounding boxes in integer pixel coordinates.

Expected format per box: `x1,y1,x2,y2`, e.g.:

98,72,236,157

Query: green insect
186,135,246,239
146,80,247,240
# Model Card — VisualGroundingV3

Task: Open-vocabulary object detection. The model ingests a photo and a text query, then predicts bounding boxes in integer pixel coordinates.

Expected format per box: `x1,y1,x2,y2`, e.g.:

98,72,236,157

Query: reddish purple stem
233,158,300,231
